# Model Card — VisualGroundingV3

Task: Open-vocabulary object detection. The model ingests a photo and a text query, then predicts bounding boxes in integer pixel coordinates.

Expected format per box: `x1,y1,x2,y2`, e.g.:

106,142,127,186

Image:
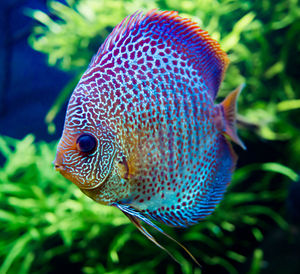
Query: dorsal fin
90,9,229,98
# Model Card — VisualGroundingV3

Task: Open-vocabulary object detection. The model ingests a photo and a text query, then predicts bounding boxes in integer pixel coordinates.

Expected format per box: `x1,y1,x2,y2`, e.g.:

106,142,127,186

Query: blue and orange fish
54,10,245,264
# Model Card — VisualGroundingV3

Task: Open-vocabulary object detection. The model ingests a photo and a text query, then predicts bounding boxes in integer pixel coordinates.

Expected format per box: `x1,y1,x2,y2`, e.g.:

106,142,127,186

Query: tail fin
221,84,246,150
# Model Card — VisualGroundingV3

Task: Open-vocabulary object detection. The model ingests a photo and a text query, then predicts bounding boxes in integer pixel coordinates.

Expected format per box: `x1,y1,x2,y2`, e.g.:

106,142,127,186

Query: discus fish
54,9,245,264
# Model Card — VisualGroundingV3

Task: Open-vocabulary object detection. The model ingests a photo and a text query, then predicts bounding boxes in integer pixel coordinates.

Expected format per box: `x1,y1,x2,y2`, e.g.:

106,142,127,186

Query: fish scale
54,9,245,263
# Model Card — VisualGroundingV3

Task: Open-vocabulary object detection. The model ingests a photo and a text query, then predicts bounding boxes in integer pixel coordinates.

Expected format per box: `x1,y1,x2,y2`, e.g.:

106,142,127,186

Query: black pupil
77,134,96,153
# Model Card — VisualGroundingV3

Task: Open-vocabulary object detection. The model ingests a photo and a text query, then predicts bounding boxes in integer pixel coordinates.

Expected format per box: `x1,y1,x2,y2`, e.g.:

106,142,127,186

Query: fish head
54,85,118,190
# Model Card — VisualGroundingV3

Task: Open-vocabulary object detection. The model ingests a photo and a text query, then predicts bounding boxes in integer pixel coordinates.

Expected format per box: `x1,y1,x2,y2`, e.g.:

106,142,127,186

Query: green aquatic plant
1,0,299,273
26,0,158,134
0,134,295,273
27,0,300,144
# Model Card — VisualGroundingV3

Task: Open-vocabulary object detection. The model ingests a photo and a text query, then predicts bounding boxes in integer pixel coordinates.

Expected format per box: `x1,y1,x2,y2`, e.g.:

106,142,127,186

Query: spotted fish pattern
54,9,245,263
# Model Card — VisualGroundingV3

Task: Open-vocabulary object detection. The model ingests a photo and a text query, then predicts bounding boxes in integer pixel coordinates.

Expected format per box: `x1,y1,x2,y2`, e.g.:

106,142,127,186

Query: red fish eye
76,134,97,153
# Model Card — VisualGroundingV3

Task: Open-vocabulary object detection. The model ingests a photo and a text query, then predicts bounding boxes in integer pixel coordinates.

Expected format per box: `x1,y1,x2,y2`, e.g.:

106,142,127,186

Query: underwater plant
0,0,299,273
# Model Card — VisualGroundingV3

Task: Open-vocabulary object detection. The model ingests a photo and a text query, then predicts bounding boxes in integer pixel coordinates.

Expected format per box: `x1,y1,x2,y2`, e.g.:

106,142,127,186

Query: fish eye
76,134,97,153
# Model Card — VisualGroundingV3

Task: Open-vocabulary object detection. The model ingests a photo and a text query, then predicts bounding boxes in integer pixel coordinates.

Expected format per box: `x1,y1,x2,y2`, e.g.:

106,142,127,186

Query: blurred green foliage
0,135,295,273
1,0,300,273
26,0,300,142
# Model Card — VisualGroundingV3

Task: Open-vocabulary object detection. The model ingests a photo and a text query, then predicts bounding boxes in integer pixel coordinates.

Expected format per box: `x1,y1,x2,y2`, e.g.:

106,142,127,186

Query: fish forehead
64,84,100,130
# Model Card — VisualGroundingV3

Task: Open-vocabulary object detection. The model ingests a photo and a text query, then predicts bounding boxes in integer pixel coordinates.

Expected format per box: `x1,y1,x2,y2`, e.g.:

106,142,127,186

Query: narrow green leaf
261,162,299,181
0,233,32,274
277,99,300,112
248,249,263,274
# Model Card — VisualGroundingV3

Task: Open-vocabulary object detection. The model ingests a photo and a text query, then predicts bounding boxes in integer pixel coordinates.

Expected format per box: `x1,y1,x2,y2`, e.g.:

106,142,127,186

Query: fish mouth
53,151,64,171
53,163,70,178
52,159,76,183
54,162,64,172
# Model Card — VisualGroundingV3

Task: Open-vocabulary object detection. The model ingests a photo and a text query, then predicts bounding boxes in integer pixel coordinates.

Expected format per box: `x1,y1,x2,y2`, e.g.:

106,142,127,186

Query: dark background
0,0,70,141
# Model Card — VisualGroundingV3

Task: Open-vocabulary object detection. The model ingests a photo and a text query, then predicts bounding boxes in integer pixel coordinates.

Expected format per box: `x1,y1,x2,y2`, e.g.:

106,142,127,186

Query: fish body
54,10,245,262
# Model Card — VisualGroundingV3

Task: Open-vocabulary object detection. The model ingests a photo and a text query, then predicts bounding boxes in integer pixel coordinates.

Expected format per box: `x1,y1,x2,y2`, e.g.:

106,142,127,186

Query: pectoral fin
221,84,246,150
